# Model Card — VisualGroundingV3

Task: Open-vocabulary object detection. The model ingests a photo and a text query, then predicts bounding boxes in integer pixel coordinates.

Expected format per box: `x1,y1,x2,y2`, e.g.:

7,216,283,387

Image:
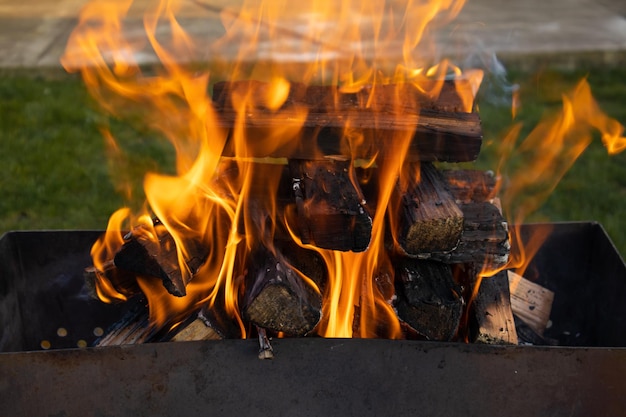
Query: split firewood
393,259,464,341
507,270,555,336
113,219,209,297
243,244,325,336
212,81,482,162
288,158,372,252
95,302,156,346
395,162,464,255
426,201,510,267
212,80,476,114
440,169,498,203
408,169,509,267
470,271,518,345
170,310,223,342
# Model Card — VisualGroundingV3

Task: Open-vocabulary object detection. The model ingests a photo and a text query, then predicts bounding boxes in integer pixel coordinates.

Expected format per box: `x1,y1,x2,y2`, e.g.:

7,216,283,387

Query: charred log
243,245,325,336
426,201,510,267
441,169,498,203
288,158,372,252
213,80,476,114
404,169,510,267
212,81,482,162
393,259,464,341
395,163,464,255
470,271,518,345
113,219,209,297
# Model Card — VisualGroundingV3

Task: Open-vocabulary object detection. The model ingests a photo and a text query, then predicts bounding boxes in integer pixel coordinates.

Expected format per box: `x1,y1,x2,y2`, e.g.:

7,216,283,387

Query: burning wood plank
213,80,476,114
243,245,325,336
393,259,464,341
471,271,518,345
212,81,482,162
416,170,510,267
395,162,465,255
426,201,510,267
113,219,209,297
441,169,498,203
289,158,372,252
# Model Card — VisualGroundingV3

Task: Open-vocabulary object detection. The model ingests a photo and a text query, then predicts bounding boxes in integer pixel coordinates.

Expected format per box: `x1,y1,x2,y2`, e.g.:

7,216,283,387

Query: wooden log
243,245,325,336
393,259,464,341
395,162,464,255
213,80,475,114
288,158,372,252
425,200,510,267
471,271,518,345
507,270,555,336
212,81,482,162
113,219,209,297
406,170,509,267
170,310,223,342
95,302,156,346
441,169,497,203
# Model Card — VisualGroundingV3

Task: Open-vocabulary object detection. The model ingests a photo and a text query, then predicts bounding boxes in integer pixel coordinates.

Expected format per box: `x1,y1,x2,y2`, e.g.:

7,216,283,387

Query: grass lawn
0,67,624,259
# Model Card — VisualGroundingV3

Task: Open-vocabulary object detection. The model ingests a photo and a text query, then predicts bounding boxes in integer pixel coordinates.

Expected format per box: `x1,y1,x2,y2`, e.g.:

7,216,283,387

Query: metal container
1,223,625,416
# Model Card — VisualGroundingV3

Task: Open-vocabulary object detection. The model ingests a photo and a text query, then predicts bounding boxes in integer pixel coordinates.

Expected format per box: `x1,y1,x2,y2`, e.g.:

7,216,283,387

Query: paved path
0,0,625,70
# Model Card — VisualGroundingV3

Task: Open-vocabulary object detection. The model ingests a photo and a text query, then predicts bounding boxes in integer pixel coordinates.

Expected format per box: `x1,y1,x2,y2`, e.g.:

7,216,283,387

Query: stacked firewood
86,80,516,347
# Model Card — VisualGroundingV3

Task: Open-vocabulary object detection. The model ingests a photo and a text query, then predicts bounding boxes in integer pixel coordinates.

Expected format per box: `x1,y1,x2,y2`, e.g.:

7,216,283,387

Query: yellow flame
479,78,625,283
63,0,486,338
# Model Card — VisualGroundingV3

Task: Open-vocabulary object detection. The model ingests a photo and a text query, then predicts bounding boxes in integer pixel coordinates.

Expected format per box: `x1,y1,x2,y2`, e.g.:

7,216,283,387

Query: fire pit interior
1,222,624,353
1,223,626,416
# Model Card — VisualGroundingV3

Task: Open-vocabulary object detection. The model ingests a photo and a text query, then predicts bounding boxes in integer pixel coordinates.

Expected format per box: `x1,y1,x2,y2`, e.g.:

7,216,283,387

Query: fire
61,0,477,339
478,78,625,285
61,0,624,341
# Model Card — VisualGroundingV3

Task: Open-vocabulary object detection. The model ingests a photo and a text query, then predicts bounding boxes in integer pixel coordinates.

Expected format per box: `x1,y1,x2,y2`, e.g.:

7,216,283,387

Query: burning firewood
288,158,372,252
440,169,498,203
212,81,482,162
470,271,518,345
420,170,510,268
113,219,209,297
395,162,465,255
426,201,510,267
243,244,325,336
393,259,464,341
213,80,476,114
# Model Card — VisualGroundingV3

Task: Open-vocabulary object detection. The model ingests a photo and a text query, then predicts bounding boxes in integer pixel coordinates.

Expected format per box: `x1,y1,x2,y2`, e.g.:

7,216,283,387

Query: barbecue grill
1,222,625,416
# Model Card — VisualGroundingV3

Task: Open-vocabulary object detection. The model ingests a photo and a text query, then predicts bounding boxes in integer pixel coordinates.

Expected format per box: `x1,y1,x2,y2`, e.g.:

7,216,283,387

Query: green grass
0,68,624,259
0,71,174,232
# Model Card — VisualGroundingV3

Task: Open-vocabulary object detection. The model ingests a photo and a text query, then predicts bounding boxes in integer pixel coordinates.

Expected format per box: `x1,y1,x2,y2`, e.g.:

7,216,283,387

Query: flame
477,78,625,285
62,0,489,339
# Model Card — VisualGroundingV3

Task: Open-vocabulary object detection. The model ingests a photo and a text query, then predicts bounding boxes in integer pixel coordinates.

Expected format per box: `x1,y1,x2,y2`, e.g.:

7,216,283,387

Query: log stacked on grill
88,80,514,345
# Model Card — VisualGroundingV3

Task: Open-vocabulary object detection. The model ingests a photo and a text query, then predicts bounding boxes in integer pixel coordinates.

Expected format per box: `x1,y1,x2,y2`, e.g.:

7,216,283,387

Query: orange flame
478,78,625,283
61,0,490,338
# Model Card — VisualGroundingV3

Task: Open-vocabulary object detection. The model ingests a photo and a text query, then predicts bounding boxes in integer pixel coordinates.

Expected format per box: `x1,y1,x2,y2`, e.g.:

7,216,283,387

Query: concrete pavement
0,0,625,70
